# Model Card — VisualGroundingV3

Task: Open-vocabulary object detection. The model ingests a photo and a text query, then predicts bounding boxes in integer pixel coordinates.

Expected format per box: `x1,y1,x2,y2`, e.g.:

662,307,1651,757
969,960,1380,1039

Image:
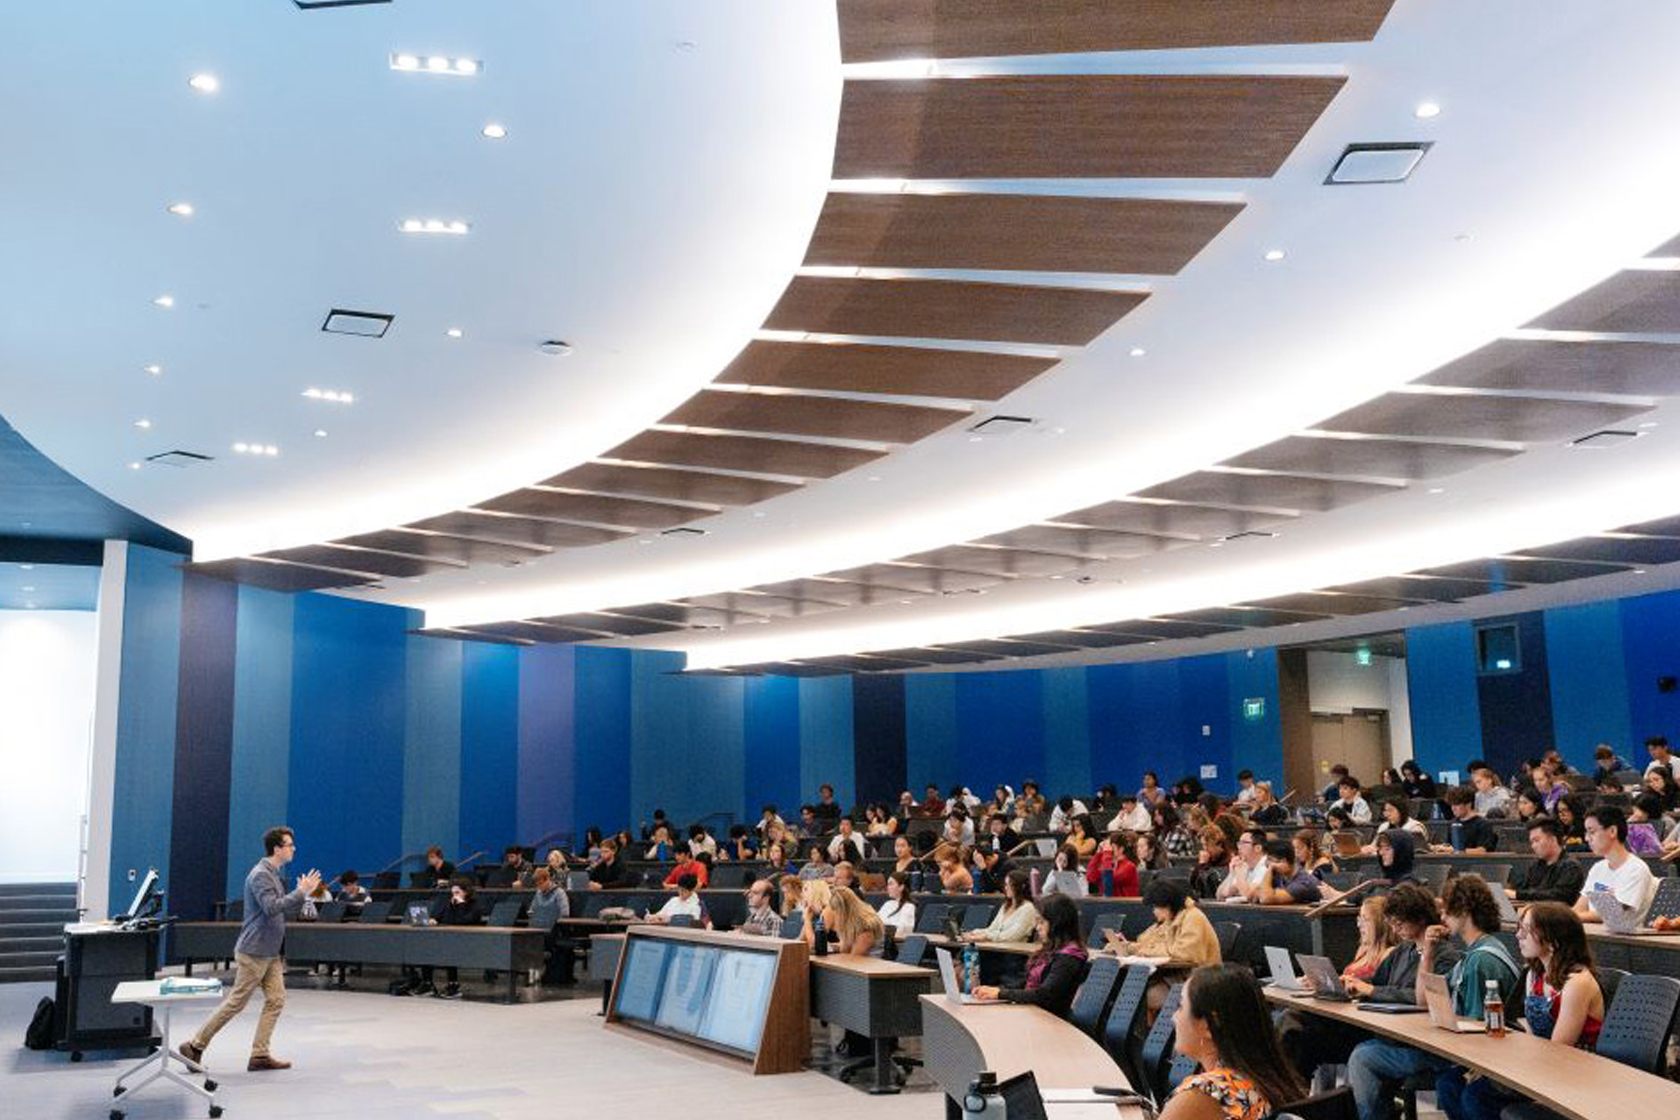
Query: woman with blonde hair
1341,895,1398,985
822,885,886,956
938,846,974,893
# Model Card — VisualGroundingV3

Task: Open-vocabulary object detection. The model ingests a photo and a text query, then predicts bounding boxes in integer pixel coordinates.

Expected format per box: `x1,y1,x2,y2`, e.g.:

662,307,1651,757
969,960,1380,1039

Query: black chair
371,871,399,889
1413,863,1450,891
315,900,347,923
1085,910,1128,951
1595,965,1630,1010
896,933,928,967
1595,973,1680,1073
1274,1086,1357,1120
357,900,392,924
223,900,243,922
485,898,525,927
1067,955,1123,1040
780,910,804,939
480,867,517,888
1322,871,1360,891
1101,964,1153,1091
916,901,953,935
1468,864,1512,886
961,902,997,930
1212,921,1242,962
1137,982,1184,1103
668,914,697,928
1645,875,1680,922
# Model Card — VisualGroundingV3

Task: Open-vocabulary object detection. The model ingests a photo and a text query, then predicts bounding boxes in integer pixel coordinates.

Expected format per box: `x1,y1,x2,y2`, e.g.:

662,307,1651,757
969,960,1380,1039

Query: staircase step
0,922,65,939
0,935,63,954
0,909,79,923
0,882,75,897
0,896,78,912
0,964,57,984
0,949,61,969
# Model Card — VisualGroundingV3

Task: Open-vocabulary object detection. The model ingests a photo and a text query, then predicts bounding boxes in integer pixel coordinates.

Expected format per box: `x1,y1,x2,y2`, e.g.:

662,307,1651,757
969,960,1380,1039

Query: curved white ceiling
0,0,839,559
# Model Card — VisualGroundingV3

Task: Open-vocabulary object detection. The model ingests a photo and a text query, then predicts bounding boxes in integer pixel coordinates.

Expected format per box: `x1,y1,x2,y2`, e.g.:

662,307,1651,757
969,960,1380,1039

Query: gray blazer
234,858,306,958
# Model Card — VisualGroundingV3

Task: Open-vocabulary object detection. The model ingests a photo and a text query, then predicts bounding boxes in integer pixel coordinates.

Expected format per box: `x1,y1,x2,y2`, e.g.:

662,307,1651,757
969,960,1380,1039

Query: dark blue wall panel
1474,612,1554,776
1405,621,1482,779
1620,589,1680,747
904,674,957,794
1041,667,1092,802
1227,648,1285,788
227,586,293,898
852,674,907,806
458,642,519,859
573,647,633,835
744,675,800,819
1545,602,1632,771
518,643,575,848
955,670,1044,798
798,677,856,812
169,575,237,921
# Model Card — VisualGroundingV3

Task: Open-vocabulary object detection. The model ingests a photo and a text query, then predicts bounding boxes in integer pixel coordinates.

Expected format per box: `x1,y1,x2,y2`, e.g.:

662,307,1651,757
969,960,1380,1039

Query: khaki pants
191,952,286,1057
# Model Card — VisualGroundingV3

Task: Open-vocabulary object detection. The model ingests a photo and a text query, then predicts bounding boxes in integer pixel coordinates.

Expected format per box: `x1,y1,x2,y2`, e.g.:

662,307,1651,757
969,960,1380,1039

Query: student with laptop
965,869,1039,943
1372,829,1420,885
1364,798,1428,852
1431,786,1499,854
1254,840,1323,905
400,879,485,999
1573,803,1659,926
1159,964,1307,1120
1346,875,1521,1120
1332,776,1373,824
1434,901,1604,1120
967,895,1089,1018
1510,816,1586,904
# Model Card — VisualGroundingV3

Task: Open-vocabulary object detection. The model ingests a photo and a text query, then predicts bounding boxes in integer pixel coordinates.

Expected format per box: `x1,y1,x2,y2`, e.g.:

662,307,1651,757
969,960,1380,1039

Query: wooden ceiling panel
1515,536,1680,566
747,579,917,607
1010,629,1157,649
1524,270,1680,333
607,430,885,478
1136,471,1400,512
1315,393,1649,444
804,192,1243,275
973,524,1175,558
834,75,1345,180
763,276,1144,346
188,557,375,592
897,545,1090,577
938,638,1078,658
542,463,801,506
538,612,687,636
459,621,608,644
1221,436,1517,480
262,543,454,578
1417,339,1680,397
1243,591,1414,616
406,511,632,549
334,528,549,565
837,0,1396,62
1413,557,1629,586
1053,499,1293,539
1326,575,1496,602
1164,605,1329,628
1083,618,1240,639
818,563,1003,594
717,340,1056,401
475,489,710,530
663,389,968,443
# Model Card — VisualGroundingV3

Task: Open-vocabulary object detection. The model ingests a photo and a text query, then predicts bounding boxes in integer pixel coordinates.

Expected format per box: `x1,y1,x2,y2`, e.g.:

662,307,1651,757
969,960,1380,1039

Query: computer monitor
120,868,162,922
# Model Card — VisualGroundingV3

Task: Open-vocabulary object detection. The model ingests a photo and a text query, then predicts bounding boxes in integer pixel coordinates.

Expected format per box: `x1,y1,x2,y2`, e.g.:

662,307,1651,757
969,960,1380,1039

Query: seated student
797,804,821,839
1513,787,1546,825
877,871,917,936
864,802,898,838
1532,762,1571,814
760,841,796,877
1594,743,1633,786
688,823,719,858
719,824,756,862
811,783,844,831
799,843,836,881
423,845,455,887
1333,776,1373,824
1341,895,1398,985
501,845,532,883
1111,879,1221,973
1158,964,1307,1120
1039,844,1088,899
1573,803,1659,925
1511,816,1586,904
587,836,635,889
1253,839,1323,905
662,848,709,890
1371,828,1419,885
889,834,917,876
525,848,565,890
822,885,884,955
528,867,575,983
1321,763,1352,804
832,860,860,893
919,783,946,817
641,809,669,842
1193,826,1236,899
964,869,1039,943
937,846,974,894
649,873,708,926
1217,828,1272,901
1554,794,1588,848
1048,794,1089,834
826,817,866,863
336,869,369,909
1065,814,1099,860
1115,791,1155,833
1234,769,1259,805
402,879,484,998
1134,830,1169,872
756,803,785,839
970,845,1014,894
1347,876,1522,1120
969,894,1090,1018
1471,767,1515,819
739,879,783,936
1085,830,1140,897
644,823,675,861
1436,901,1604,1120
1399,758,1438,799
1156,803,1199,859
941,806,975,848
1365,798,1429,852
1248,781,1289,827
1432,785,1499,853
1625,792,1666,855
1645,762,1680,813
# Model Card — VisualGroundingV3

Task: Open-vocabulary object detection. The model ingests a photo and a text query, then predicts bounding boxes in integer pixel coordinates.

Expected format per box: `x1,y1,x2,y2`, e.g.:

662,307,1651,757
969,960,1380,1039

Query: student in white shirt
1048,795,1089,834
1644,736,1674,777
876,871,918,936
1115,793,1154,833
1216,827,1272,901
1234,769,1258,805
1334,777,1373,824
651,873,708,926
826,817,866,863
1471,768,1514,820
1574,804,1658,925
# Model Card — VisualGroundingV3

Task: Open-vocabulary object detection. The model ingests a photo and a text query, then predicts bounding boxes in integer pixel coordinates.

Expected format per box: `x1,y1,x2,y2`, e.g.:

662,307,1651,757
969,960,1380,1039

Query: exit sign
1242,697,1266,722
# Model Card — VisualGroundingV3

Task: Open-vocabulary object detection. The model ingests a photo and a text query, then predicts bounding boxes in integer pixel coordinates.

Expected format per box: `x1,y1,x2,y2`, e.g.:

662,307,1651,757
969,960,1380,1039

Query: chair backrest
316,900,347,923
916,901,952,934
1413,863,1450,890
1594,966,1630,1011
1086,910,1128,950
1138,982,1184,1103
780,909,804,939
897,933,928,967
1596,973,1680,1073
1468,863,1511,886
222,899,244,922
1067,955,1123,1039
1322,871,1360,891
485,898,525,927
357,900,392,924
668,914,696,928
1101,963,1153,1086
961,902,997,930
1165,1055,1199,1095
1272,1086,1357,1120
1212,921,1242,962
1646,876,1680,922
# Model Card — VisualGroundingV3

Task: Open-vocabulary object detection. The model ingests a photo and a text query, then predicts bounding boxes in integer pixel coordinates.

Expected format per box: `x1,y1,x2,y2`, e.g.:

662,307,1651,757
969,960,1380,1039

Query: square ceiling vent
322,309,393,337
1326,142,1431,185
1571,429,1640,448
294,0,390,8
145,449,213,468
968,415,1035,436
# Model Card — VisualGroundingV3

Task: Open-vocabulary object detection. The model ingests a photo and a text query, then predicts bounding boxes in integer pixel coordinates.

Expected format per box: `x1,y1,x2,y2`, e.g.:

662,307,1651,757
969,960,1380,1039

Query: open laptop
1492,885,1521,926
1584,888,1664,935
405,903,431,927
1421,971,1486,1032
1333,830,1366,858
1296,954,1352,1002
935,947,1004,1006
1264,945,1307,992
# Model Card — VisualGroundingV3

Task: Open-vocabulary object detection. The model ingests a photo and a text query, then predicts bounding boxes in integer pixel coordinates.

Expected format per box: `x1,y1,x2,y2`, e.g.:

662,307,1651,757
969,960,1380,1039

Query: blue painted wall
1405,621,1483,779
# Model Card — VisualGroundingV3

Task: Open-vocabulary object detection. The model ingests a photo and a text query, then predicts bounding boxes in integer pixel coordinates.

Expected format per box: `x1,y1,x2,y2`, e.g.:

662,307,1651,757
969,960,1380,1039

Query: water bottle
1101,866,1115,898
812,912,828,957
963,1072,1007,1118
1029,867,1042,898
963,942,980,993
971,870,982,894
656,841,669,861
1483,980,1505,1037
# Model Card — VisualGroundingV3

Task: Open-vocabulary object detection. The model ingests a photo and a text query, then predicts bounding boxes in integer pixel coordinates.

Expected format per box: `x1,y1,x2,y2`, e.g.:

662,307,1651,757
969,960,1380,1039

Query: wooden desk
1584,926,1680,981
1264,989,1680,1120
919,994,1141,1119
809,954,935,1094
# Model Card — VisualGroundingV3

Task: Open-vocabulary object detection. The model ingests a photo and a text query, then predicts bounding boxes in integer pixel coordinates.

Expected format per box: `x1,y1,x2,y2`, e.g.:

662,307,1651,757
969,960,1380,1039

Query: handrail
455,849,488,870
527,829,575,856
376,850,427,875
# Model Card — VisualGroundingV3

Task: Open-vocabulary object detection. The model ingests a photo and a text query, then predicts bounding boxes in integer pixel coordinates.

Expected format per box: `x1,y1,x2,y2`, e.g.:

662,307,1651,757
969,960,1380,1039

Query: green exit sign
1242,697,1266,722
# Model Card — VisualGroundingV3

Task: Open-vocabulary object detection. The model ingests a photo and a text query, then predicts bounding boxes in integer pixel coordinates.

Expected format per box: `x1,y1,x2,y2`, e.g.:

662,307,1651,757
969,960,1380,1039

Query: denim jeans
1436,1067,1522,1120
1347,1038,1451,1120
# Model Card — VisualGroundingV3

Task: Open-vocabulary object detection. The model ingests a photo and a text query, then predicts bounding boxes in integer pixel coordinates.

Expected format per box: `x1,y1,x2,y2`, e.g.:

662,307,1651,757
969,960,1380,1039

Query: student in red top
662,849,709,890
1085,829,1140,897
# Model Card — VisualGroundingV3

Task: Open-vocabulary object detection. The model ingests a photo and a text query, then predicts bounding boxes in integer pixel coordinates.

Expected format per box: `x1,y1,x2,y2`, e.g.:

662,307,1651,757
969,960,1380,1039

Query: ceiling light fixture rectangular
302,387,355,404
399,218,471,235
390,53,482,77
1326,142,1431,185
322,309,393,337
295,0,390,8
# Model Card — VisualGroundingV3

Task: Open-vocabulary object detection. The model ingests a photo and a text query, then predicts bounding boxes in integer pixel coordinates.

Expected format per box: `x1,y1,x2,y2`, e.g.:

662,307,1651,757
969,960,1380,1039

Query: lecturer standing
179,825,320,1071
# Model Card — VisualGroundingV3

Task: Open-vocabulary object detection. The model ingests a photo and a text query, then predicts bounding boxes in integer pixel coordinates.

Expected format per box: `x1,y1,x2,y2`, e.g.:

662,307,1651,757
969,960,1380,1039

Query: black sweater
1515,855,1586,904
1000,950,1087,1018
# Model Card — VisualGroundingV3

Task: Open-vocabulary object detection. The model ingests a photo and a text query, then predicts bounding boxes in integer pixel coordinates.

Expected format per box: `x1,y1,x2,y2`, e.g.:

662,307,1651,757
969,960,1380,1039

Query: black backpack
24,997,55,1050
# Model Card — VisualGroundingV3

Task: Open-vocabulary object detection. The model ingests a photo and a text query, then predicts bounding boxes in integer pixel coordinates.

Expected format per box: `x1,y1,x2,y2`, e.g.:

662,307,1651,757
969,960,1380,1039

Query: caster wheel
209,1106,223,1118
204,1078,218,1092
110,1110,124,1120
71,1051,84,1062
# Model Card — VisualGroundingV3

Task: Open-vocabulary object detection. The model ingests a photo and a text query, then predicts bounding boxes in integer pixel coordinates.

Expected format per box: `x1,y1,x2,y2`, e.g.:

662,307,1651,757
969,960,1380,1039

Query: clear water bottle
812,912,828,957
963,1072,1007,1118
1484,979,1505,1037
963,942,980,993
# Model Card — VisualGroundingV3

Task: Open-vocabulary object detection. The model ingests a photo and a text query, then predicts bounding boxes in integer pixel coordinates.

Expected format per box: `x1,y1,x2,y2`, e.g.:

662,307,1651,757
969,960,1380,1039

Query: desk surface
926,934,1039,956
1265,988,1680,1120
809,953,934,978
1584,926,1680,949
110,980,221,1005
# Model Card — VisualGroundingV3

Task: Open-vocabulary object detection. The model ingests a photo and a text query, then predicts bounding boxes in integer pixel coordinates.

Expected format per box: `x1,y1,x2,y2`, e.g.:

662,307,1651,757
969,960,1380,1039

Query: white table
108,980,223,1119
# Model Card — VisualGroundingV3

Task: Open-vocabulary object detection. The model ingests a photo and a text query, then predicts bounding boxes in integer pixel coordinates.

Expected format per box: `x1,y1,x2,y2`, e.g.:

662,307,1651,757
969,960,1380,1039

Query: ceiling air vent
1221,530,1276,543
145,449,214,468
1571,429,1640,448
660,527,707,537
1326,142,1431,185
322,309,394,338
968,415,1035,436
294,0,390,8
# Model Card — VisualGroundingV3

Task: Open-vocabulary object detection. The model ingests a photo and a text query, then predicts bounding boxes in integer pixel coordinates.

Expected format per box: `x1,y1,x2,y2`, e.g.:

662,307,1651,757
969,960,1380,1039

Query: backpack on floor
24,997,56,1050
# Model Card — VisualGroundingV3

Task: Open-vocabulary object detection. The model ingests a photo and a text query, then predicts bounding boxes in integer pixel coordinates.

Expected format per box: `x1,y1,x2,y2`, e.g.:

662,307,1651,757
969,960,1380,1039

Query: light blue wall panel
458,643,519,859
574,647,633,833
744,675,800,817
402,635,461,860
226,585,293,898
1041,668,1092,800
517,643,575,848
1545,602,1632,771
798,676,855,811
954,670,1044,796
904,673,958,794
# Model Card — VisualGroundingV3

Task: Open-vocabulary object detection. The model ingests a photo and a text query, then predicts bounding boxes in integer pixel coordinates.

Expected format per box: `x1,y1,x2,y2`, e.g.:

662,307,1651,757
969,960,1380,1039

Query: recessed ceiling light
1414,101,1442,119
126,462,141,471
1428,487,1445,494
187,73,220,94
134,418,152,429
391,53,481,77
445,327,464,339
481,123,507,140
232,442,279,456
143,364,162,376
1263,249,1286,262
539,340,573,356
19,564,32,570
302,387,355,404
313,429,328,438
1129,347,1146,357
152,294,175,308
21,586,33,592
166,202,194,217
400,218,470,235
866,476,882,482
453,58,478,75
1640,421,1659,429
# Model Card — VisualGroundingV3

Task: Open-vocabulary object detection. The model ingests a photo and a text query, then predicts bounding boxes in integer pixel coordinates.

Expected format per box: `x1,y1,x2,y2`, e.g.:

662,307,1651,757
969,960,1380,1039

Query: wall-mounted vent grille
322,309,394,337
145,449,214,468
1571,429,1640,448
969,415,1035,436
1326,142,1430,185
294,0,391,8
660,527,707,537
1221,530,1276,542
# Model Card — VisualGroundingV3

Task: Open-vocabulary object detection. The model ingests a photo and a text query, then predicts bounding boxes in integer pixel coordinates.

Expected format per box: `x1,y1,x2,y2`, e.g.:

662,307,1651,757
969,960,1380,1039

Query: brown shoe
247,1055,292,1071
177,1040,204,1066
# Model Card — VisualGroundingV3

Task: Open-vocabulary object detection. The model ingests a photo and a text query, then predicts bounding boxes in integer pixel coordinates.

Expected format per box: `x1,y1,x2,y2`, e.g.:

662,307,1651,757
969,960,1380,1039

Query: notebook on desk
1421,972,1486,1032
